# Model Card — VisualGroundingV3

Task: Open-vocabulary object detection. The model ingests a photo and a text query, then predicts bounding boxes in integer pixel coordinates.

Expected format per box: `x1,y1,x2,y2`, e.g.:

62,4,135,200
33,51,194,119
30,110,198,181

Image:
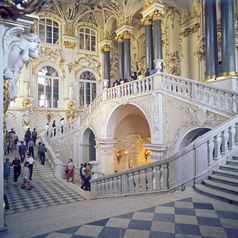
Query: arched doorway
106,104,151,172
82,128,96,162
178,128,211,151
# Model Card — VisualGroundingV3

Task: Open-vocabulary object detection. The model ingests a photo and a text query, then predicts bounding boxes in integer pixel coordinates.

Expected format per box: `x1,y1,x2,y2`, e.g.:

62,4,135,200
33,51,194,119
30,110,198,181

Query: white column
0,24,5,231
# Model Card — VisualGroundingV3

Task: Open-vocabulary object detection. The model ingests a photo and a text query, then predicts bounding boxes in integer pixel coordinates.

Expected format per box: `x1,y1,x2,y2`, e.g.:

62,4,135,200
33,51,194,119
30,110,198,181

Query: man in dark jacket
18,141,27,163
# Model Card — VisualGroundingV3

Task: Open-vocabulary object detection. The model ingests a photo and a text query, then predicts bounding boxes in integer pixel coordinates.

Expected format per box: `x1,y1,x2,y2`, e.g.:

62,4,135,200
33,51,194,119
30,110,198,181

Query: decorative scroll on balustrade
158,73,238,115
105,77,154,100
91,115,238,199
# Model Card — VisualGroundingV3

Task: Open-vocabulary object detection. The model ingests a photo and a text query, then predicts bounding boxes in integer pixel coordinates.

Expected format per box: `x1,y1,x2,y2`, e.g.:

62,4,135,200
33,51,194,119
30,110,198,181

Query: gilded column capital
123,31,132,39
151,9,164,21
141,15,152,25
115,34,124,42
100,39,112,52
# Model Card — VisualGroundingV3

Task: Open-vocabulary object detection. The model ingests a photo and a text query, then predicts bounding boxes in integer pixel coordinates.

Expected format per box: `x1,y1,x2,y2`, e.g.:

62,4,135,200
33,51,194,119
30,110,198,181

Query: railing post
191,83,197,101
146,168,153,191
229,125,236,150
208,138,215,165
214,133,222,160
222,128,229,154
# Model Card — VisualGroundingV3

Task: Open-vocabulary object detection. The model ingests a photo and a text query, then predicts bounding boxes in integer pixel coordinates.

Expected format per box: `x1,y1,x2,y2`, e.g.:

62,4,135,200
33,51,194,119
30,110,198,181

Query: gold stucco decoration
22,97,33,109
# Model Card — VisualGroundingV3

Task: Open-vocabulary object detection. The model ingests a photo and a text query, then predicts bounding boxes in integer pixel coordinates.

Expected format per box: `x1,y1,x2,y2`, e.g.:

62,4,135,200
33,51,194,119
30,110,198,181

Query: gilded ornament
152,10,163,21
63,41,75,49
68,100,76,110
22,97,33,109
100,44,111,52
123,31,132,39
3,80,10,114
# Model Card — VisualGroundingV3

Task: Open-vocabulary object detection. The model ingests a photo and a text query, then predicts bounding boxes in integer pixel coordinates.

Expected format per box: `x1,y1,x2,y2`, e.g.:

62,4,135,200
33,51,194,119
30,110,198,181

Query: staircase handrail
156,72,238,115
90,114,238,198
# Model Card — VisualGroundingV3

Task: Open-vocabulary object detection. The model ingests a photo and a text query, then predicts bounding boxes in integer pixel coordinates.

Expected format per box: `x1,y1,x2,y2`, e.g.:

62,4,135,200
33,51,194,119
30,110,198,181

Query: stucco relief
164,96,227,156
32,47,66,79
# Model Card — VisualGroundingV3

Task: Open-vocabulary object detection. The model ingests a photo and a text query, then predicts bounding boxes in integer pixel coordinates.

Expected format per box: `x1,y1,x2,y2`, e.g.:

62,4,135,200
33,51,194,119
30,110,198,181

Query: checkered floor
4,155,84,214
32,197,238,238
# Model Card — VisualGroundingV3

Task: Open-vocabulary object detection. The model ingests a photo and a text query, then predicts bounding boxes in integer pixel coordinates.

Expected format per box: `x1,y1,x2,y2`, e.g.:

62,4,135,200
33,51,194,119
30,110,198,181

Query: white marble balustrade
158,73,238,115
105,77,154,100
91,115,238,198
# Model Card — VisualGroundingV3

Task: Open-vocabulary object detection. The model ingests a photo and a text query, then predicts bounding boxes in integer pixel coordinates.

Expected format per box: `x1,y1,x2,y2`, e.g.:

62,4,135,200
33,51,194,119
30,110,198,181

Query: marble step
220,164,238,172
209,174,238,186
213,169,238,179
195,184,238,203
227,160,238,166
203,179,238,195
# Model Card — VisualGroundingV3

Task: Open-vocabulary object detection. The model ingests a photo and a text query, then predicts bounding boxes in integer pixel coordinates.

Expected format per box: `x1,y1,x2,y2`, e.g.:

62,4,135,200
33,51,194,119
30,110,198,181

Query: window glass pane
53,79,59,108
79,82,84,107
85,28,90,34
38,84,44,107
38,66,59,108
46,19,52,25
79,28,84,33
92,83,96,101
86,82,90,105
85,34,90,51
91,36,96,51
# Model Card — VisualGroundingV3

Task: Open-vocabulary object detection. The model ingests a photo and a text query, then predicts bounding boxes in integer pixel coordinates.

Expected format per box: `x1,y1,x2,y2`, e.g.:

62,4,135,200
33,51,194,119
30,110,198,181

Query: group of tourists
3,127,48,191
65,160,92,191
44,118,65,137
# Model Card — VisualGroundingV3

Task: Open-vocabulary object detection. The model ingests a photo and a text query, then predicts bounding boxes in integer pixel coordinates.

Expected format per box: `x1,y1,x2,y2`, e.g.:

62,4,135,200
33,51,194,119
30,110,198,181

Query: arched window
38,66,59,108
79,71,97,107
79,27,96,52
39,18,59,44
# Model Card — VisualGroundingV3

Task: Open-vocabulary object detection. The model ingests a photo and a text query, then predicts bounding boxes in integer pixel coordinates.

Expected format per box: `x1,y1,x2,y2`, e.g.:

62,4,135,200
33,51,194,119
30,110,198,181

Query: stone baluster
228,125,236,150
232,95,237,113
161,164,168,189
133,81,138,94
112,177,117,194
105,179,109,195
214,134,222,160
108,177,113,195
235,122,238,144
117,176,122,194
153,165,161,189
133,171,140,192
140,169,146,192
221,129,229,154
208,138,215,165
128,172,134,193
146,168,153,191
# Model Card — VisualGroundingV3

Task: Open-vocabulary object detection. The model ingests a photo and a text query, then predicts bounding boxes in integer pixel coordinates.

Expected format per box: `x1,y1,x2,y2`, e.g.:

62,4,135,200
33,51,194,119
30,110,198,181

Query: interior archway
82,128,96,162
106,104,151,172
178,128,211,151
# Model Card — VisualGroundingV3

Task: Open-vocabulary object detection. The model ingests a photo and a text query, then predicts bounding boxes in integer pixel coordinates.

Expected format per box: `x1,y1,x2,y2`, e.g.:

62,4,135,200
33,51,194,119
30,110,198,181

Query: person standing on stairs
39,144,47,166
26,153,34,181
52,120,56,137
11,156,21,182
18,141,27,163
31,128,37,147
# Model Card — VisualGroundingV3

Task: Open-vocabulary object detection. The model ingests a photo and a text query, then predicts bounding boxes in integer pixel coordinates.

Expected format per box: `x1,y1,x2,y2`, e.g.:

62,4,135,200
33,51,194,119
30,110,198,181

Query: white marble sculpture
3,27,40,100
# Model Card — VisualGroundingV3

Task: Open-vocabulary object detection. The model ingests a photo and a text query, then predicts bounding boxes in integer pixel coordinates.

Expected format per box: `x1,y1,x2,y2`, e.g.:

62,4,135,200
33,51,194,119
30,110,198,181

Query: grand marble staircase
195,156,238,204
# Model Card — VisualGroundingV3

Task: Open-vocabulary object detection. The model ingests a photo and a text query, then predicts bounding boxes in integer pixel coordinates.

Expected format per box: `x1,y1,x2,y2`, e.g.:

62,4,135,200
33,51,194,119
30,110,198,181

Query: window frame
78,27,97,53
37,66,60,108
38,18,60,45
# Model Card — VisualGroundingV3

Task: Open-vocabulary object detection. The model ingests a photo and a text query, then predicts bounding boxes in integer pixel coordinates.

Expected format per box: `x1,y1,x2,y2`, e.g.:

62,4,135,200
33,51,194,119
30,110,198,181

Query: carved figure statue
66,3,76,20
3,27,40,101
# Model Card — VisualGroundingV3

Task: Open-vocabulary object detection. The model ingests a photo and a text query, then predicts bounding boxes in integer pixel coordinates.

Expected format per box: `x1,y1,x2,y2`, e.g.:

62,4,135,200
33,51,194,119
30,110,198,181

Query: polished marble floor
2,151,238,238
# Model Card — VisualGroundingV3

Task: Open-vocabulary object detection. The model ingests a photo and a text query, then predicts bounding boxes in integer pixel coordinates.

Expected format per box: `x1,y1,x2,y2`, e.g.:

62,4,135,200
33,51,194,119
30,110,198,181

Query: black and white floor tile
32,197,238,238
